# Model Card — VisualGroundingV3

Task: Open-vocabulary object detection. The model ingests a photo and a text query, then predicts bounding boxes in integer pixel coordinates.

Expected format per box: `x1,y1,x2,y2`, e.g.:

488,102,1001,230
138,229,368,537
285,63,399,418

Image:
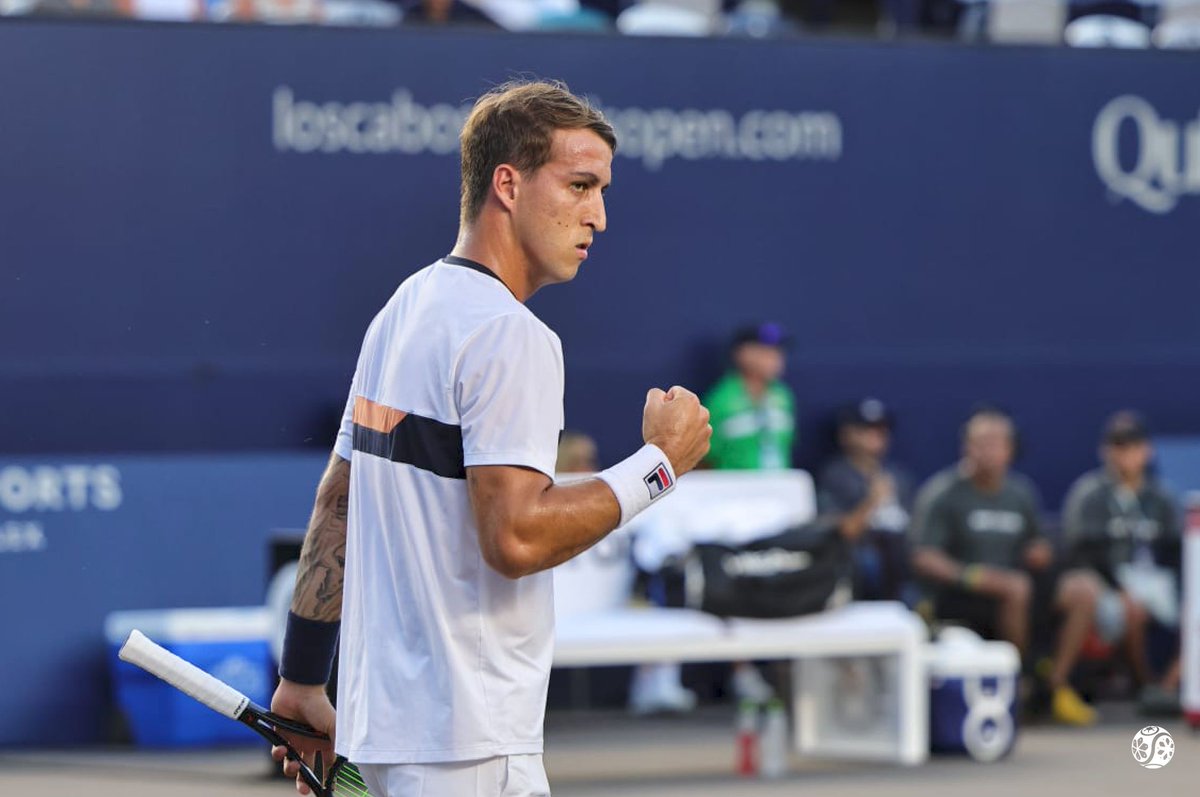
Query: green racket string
330,761,372,797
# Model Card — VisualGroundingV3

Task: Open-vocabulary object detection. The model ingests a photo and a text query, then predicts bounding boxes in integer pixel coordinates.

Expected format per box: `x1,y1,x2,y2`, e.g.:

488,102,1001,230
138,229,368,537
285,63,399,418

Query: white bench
551,470,930,766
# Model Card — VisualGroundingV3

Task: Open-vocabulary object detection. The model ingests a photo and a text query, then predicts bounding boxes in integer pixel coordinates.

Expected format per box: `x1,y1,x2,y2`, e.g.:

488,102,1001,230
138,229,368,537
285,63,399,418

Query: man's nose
586,194,607,234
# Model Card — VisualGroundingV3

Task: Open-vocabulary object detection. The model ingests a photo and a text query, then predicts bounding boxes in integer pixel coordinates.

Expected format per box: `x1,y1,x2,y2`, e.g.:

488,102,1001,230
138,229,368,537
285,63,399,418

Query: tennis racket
118,629,370,796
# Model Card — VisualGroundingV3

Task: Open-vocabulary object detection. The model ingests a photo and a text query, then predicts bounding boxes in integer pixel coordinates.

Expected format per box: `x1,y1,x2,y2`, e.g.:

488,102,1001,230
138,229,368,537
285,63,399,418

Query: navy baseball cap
1103,410,1149,446
838,398,893,428
731,322,790,349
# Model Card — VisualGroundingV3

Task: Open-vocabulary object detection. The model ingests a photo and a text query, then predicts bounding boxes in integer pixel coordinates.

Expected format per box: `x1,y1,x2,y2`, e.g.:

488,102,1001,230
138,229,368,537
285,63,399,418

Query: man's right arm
469,386,711,579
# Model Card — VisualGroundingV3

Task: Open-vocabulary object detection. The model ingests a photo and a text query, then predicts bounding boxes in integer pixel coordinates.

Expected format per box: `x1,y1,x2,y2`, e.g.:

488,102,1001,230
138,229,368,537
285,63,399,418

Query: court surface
1,702,1195,797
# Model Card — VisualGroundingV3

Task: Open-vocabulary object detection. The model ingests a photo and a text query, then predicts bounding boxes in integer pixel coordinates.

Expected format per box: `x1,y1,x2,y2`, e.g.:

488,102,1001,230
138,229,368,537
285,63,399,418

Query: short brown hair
459,80,616,226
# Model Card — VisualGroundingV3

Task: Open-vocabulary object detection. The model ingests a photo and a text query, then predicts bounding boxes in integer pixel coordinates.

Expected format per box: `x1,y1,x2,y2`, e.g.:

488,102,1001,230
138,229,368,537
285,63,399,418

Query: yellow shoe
1052,685,1098,727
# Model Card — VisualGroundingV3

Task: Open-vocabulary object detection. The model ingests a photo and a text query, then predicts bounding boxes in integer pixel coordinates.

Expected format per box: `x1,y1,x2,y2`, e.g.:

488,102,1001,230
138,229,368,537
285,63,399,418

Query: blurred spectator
556,429,600,474
706,321,795,703
1062,411,1183,713
818,398,914,602
725,0,801,36
616,0,734,34
629,322,795,713
477,0,586,29
399,0,499,25
911,407,1100,725
704,322,796,471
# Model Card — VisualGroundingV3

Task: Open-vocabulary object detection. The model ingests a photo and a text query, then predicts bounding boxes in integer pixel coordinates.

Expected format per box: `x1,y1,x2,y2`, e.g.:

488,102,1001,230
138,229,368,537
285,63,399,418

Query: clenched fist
642,386,711,476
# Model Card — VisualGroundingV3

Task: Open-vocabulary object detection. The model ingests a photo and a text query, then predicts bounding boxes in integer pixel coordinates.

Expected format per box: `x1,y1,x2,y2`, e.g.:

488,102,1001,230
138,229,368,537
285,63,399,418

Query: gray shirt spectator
912,467,1043,571
1062,468,1180,588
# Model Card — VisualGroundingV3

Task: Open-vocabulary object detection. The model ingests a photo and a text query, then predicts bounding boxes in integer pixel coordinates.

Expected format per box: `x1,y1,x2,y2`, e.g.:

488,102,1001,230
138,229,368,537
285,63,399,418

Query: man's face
733,342,785,383
511,128,611,291
1105,440,1152,481
842,423,890,460
963,417,1014,479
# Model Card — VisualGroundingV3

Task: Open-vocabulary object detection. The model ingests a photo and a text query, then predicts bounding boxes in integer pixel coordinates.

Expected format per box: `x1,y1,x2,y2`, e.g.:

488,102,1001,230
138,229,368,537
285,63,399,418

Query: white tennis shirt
332,256,564,764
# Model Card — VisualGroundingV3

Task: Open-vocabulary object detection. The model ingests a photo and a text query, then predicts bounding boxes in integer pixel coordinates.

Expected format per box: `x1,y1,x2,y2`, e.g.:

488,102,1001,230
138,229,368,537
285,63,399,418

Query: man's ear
492,164,519,213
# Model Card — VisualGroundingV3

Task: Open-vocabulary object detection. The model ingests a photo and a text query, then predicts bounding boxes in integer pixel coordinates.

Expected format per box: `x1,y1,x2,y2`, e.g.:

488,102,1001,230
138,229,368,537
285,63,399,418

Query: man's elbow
481,530,541,580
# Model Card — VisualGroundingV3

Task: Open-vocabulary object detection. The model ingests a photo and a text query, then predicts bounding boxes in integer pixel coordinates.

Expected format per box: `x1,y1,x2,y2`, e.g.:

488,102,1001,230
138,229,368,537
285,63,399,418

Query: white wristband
597,444,677,528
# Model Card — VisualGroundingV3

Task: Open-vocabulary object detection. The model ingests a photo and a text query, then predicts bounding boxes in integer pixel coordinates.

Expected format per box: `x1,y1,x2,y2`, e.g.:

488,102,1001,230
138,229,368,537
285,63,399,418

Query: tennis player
270,80,712,797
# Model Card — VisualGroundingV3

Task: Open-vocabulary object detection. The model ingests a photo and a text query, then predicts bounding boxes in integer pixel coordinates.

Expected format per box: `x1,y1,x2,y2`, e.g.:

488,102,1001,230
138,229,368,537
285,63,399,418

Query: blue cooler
927,627,1020,762
106,607,274,747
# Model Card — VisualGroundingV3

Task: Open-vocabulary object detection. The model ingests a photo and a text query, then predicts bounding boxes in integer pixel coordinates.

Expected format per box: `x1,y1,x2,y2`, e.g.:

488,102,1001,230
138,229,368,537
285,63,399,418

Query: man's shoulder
1065,469,1109,504
1143,477,1179,510
1004,470,1043,506
456,308,562,375
415,260,550,337
926,467,964,494
916,467,963,506
767,380,795,404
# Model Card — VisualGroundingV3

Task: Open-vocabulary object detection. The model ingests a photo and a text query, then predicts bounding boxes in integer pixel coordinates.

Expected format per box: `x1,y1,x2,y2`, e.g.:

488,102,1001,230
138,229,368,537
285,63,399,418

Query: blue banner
0,453,326,745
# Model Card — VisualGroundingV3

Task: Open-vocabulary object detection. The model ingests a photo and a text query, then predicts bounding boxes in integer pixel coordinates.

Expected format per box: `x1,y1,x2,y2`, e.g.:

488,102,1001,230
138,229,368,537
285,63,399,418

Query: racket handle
119,629,250,720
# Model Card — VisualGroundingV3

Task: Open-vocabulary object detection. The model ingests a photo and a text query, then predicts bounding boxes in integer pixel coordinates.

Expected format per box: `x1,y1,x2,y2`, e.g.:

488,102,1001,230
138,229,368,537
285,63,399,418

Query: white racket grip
119,629,250,720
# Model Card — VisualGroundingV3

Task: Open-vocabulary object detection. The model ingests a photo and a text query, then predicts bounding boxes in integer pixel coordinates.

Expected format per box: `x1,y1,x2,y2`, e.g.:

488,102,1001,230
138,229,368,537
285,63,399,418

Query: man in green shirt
705,323,796,470
912,408,1099,726
708,322,796,702
631,322,798,712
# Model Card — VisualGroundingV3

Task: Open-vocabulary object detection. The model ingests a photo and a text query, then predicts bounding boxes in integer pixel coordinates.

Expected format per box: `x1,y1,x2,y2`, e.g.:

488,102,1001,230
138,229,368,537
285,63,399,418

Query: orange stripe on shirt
353,396,408,434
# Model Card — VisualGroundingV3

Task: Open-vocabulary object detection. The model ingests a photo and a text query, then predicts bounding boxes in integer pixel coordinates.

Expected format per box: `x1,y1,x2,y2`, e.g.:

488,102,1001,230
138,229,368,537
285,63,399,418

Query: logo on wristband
644,463,673,499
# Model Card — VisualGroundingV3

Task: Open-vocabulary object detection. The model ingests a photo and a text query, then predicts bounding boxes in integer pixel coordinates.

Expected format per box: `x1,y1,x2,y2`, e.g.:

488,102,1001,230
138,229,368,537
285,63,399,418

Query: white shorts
357,754,550,797
1094,586,1127,644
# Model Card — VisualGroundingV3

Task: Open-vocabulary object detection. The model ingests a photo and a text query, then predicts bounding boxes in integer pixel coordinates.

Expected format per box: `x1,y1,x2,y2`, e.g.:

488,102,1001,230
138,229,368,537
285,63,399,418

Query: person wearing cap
1062,410,1183,714
911,407,1100,726
703,322,796,471
628,323,796,713
704,322,797,702
817,398,913,602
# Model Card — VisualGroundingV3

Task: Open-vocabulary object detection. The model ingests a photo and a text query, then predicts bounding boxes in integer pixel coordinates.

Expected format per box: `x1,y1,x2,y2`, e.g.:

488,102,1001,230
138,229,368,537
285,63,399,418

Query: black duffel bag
646,517,854,619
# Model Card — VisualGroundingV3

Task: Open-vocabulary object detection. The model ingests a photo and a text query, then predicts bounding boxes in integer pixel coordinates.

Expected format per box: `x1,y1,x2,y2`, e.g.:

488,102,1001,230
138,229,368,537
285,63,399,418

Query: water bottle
735,699,759,776
760,699,788,779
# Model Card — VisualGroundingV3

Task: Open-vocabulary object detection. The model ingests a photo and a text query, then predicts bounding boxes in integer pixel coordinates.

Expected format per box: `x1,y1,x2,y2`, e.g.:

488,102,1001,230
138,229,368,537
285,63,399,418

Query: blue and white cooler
927,627,1021,762
106,607,274,747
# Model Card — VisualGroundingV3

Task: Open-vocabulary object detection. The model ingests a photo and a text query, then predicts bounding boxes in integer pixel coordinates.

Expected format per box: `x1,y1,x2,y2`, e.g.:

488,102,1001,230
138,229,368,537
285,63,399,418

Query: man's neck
740,374,768,401
452,225,533,302
847,451,880,474
1112,469,1145,493
963,463,1005,494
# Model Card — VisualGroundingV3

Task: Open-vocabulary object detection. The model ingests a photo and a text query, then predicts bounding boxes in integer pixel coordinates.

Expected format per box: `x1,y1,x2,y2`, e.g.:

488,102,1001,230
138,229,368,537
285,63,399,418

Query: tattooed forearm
291,452,352,622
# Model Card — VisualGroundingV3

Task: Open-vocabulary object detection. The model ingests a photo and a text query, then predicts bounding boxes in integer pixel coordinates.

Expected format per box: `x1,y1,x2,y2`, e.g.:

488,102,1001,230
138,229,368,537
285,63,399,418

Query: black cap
838,397,892,428
1103,410,1149,446
731,322,790,349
